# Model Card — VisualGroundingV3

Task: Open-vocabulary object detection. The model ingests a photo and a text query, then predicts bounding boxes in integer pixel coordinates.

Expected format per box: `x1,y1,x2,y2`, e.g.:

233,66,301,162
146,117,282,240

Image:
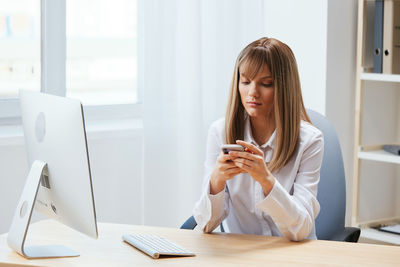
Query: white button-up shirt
193,116,324,241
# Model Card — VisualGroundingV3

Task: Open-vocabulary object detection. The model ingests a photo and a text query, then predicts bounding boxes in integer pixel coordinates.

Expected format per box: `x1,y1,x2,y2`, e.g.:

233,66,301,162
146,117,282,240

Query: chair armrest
330,227,361,242
180,216,226,232
180,216,197,230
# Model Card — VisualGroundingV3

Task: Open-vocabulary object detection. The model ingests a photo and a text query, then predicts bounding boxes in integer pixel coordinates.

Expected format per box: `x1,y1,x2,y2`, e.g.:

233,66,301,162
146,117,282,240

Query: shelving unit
352,0,400,245
361,228,400,245
360,73,400,82
358,145,400,164
359,150,400,164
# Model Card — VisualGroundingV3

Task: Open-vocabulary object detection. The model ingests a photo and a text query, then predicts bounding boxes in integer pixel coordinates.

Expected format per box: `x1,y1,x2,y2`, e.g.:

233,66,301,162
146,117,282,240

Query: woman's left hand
229,140,275,195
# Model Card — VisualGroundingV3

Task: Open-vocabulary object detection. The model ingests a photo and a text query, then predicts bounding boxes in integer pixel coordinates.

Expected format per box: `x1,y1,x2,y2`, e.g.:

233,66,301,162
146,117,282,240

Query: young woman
193,37,324,241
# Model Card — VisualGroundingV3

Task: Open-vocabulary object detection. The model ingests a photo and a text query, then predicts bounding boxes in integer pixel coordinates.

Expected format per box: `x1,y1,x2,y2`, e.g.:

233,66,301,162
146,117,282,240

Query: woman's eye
262,83,273,87
241,81,250,85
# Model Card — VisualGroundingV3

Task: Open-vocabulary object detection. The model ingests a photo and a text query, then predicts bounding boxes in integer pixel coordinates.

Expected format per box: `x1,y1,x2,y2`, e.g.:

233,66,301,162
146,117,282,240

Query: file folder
382,144,400,155
373,0,384,73
382,0,400,74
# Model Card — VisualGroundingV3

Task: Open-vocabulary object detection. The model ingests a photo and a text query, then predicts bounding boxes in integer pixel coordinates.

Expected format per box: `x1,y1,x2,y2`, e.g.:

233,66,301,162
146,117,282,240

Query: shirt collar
243,115,276,149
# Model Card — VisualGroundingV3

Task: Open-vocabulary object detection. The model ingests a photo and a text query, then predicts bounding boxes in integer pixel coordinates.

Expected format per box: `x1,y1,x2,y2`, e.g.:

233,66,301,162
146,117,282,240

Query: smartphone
221,144,245,154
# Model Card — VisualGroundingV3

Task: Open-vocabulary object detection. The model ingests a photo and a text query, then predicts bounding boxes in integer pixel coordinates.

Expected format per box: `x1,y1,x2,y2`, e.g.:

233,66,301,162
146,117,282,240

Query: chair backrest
307,109,346,240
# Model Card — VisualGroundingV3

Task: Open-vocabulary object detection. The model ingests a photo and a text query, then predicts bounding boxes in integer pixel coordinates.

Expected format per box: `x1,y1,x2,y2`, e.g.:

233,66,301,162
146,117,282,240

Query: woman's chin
247,112,263,118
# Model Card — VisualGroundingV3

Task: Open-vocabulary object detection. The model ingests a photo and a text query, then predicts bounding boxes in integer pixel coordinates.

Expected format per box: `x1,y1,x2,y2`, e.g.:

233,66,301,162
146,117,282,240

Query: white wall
0,125,143,234
264,0,328,115
325,0,358,225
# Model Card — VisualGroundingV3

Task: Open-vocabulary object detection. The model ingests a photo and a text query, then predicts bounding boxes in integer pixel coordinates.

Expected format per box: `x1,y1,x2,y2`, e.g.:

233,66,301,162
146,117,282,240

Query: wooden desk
0,220,399,266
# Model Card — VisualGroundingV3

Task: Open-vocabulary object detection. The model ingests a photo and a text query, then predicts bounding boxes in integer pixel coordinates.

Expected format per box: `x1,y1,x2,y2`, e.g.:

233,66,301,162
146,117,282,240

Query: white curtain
139,0,266,227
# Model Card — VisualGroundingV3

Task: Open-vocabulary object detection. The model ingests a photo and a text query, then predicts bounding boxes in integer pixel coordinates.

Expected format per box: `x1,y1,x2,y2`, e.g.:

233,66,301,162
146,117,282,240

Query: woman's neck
250,115,276,146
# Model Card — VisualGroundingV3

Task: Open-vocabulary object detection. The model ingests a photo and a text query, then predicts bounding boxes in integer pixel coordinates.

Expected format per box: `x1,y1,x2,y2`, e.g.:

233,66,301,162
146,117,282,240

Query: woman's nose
248,82,259,97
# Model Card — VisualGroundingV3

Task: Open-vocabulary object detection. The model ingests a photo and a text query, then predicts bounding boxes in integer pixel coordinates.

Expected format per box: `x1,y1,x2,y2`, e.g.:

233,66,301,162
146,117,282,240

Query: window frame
0,0,141,122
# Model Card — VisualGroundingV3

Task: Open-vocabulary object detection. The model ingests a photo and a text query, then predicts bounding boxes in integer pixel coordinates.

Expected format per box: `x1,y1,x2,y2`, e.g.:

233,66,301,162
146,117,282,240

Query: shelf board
358,150,400,164
360,73,400,83
360,228,400,245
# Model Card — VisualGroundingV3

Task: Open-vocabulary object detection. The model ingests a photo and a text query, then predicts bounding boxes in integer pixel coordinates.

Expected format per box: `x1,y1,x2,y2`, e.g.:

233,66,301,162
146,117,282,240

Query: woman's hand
229,140,275,195
209,152,244,195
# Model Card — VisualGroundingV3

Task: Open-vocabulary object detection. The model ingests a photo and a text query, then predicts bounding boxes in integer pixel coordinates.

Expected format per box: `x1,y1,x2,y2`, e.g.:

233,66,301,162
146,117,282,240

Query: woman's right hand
209,152,244,195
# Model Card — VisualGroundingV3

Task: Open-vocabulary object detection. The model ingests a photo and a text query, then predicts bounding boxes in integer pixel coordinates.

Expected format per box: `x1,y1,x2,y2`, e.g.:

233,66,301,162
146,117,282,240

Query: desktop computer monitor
7,90,98,259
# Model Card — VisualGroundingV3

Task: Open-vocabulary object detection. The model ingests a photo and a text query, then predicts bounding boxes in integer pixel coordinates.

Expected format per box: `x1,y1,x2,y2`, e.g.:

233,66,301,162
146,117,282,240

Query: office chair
307,109,360,242
181,110,360,242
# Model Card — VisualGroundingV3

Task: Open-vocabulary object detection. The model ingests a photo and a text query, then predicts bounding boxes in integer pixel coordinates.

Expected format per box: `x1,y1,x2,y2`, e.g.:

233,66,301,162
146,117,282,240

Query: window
0,0,139,120
66,0,137,105
0,0,40,99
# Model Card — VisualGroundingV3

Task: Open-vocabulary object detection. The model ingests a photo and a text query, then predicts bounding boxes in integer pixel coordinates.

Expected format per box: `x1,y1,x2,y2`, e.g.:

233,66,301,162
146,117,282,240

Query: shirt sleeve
256,131,324,241
192,121,230,232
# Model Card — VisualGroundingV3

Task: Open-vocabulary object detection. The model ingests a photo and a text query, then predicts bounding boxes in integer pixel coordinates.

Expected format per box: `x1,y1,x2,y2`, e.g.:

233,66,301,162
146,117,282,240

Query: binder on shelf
382,0,400,74
382,144,400,155
378,224,400,235
373,0,384,73
373,223,400,235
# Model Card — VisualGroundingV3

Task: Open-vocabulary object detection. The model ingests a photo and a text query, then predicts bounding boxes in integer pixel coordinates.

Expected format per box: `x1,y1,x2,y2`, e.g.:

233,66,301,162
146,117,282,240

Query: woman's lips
247,101,261,107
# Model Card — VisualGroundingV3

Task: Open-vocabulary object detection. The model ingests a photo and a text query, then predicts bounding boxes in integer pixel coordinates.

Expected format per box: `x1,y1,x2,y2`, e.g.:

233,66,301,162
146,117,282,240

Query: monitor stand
7,160,79,259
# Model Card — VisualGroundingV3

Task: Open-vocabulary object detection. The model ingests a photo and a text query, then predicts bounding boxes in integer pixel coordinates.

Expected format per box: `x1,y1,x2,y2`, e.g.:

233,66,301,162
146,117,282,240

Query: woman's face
239,65,275,120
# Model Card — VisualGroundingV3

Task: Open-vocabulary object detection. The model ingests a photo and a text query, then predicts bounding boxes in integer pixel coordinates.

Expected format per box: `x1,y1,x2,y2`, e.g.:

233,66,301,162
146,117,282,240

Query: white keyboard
122,234,195,259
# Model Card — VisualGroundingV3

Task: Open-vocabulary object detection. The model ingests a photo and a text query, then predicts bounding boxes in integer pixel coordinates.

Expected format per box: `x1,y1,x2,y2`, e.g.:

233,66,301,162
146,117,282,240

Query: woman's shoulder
299,120,324,146
300,120,322,135
207,117,226,143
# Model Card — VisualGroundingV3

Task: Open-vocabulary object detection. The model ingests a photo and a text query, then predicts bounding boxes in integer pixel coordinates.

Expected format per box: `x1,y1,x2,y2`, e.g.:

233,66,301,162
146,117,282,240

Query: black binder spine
373,0,384,73
382,144,400,156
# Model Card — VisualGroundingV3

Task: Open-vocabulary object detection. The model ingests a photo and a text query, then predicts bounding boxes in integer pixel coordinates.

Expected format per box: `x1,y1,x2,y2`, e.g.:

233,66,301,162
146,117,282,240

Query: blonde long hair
225,37,310,172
